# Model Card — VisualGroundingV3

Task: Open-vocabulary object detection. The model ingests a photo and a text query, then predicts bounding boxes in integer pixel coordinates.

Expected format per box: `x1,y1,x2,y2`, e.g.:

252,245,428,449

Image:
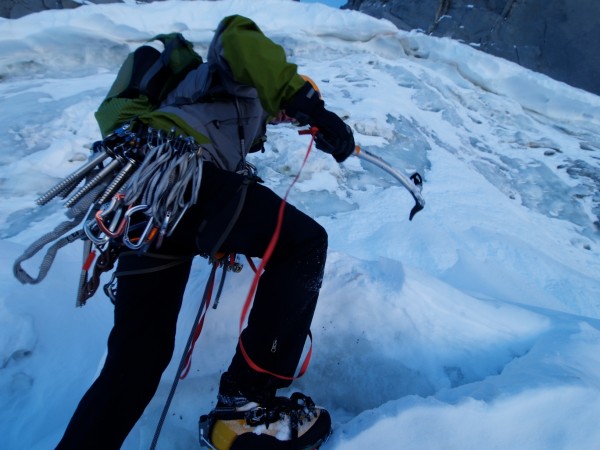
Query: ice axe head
354,145,425,221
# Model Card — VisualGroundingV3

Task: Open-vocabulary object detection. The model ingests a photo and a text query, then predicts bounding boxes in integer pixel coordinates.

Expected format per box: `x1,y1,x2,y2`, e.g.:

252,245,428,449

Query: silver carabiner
155,210,172,249
83,217,110,245
122,204,156,250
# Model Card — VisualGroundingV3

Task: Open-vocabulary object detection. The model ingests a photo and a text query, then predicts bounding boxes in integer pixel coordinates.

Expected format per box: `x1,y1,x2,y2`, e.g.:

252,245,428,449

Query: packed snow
1,1,600,449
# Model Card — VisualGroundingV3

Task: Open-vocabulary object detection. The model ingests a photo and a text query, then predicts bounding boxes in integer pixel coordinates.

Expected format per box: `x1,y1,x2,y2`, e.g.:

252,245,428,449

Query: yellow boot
199,392,331,450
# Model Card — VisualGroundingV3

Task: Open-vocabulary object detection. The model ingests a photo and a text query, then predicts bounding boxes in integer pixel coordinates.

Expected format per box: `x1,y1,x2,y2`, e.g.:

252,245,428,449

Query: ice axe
298,128,425,220
354,146,425,221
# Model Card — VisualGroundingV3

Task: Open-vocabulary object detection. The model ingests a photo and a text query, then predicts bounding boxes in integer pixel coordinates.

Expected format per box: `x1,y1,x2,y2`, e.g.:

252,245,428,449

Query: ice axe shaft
354,146,425,220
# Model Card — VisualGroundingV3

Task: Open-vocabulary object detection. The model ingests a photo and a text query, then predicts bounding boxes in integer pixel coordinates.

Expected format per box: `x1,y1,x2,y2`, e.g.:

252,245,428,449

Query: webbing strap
149,129,317,450
13,228,86,285
13,184,105,285
238,127,318,381
113,252,194,278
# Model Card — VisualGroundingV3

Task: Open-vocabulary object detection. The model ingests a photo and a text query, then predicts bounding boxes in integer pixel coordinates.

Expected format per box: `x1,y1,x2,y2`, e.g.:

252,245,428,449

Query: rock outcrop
343,0,600,96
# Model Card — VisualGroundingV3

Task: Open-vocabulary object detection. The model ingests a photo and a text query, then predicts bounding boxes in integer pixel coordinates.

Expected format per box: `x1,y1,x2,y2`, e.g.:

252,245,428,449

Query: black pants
56,163,328,449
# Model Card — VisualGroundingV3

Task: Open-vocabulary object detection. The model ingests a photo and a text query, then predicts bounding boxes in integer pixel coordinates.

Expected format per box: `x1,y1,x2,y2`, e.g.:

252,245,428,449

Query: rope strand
238,127,318,380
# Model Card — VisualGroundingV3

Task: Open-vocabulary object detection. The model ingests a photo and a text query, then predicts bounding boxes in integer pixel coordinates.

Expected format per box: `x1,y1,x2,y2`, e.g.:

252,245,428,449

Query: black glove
285,82,355,163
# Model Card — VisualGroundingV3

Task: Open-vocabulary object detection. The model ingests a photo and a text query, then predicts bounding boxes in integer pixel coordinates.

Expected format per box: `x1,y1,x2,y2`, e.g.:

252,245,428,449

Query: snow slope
1,1,599,449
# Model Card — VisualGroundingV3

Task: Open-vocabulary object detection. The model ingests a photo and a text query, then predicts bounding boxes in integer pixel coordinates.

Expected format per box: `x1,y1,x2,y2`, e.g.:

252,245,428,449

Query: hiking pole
354,146,425,220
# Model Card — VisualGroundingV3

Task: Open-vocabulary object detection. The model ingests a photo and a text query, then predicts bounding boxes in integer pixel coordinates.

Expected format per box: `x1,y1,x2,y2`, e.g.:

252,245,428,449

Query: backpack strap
136,33,204,105
96,33,203,137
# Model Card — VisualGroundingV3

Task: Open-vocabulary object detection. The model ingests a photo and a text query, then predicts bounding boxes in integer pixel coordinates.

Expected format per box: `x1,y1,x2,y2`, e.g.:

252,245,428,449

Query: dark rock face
3,0,597,95
343,0,600,96
0,0,144,19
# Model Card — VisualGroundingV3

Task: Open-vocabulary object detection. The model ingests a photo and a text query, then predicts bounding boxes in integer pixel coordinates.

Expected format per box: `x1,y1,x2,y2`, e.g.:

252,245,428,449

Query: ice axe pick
354,145,425,221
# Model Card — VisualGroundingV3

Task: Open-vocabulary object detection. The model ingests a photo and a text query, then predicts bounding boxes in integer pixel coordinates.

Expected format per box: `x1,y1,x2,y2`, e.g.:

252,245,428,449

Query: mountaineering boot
199,392,332,450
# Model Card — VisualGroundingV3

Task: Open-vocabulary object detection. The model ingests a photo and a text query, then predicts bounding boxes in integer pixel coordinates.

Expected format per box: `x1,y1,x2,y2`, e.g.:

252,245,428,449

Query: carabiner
155,210,172,249
83,217,110,245
95,193,127,239
122,204,156,250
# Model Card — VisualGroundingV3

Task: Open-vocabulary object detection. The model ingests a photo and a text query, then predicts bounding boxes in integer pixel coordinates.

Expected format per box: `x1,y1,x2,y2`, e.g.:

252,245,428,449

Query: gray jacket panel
159,95,266,172
157,23,268,172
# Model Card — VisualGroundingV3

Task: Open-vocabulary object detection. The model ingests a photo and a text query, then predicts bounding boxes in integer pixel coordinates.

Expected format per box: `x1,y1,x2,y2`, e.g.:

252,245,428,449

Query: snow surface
1,1,600,449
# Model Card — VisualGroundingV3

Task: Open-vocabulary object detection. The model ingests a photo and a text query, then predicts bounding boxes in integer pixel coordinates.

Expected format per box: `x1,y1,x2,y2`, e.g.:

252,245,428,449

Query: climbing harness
14,115,427,446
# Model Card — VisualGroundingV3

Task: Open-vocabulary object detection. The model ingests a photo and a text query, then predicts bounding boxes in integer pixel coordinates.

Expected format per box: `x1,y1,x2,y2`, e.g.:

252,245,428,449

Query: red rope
238,127,318,380
179,127,319,381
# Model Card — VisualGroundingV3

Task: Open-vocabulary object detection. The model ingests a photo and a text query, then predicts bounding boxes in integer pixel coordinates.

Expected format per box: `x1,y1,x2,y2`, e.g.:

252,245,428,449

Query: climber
56,14,354,450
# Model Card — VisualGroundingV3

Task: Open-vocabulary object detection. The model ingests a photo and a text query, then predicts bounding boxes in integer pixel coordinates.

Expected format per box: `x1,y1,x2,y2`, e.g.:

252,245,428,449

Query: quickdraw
76,244,121,306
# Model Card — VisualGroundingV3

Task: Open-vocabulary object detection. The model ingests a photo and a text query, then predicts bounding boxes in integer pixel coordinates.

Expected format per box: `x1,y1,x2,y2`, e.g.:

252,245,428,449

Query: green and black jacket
96,15,306,172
